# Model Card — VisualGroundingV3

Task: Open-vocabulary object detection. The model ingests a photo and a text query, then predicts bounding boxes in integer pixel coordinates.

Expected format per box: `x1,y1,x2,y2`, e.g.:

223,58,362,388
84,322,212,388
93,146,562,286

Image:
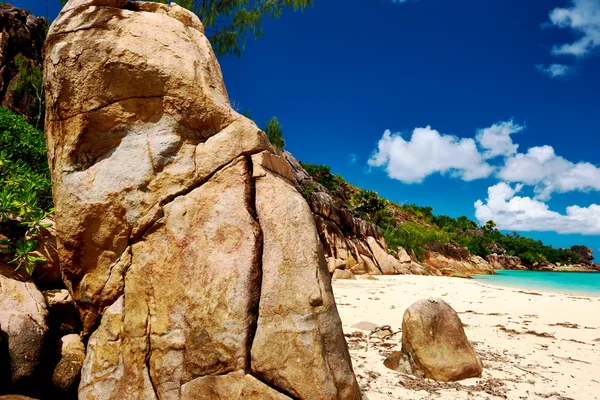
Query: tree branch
207,0,286,40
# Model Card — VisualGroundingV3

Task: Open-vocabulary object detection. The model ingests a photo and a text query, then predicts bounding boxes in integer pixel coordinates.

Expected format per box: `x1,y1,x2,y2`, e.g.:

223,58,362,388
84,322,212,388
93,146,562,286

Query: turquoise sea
473,270,600,296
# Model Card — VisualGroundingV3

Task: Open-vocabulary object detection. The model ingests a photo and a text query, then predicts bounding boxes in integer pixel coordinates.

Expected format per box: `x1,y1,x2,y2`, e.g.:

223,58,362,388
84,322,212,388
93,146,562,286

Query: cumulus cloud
498,145,600,200
474,183,600,234
548,0,600,57
476,120,522,159
368,127,493,183
535,63,576,78
369,120,600,200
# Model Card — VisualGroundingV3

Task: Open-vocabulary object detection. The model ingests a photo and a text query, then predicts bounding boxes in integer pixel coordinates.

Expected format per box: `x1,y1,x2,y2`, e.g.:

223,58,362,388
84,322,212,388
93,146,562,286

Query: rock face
43,289,81,336
422,246,494,277
52,334,85,392
0,4,46,119
536,262,600,272
570,245,594,264
486,253,525,270
0,273,48,383
385,298,482,382
284,152,389,276
28,218,62,287
44,1,359,399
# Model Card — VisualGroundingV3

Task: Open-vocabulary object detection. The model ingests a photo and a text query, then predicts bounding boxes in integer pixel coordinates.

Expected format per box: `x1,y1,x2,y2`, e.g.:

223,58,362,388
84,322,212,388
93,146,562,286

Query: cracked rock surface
44,1,360,398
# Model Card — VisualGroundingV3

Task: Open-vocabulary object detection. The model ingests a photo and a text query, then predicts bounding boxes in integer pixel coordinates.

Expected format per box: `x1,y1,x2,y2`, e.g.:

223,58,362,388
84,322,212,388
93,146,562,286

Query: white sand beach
333,275,600,400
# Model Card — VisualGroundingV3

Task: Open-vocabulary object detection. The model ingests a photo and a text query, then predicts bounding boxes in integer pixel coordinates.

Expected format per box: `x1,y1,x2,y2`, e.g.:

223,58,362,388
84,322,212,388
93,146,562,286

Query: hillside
283,151,598,277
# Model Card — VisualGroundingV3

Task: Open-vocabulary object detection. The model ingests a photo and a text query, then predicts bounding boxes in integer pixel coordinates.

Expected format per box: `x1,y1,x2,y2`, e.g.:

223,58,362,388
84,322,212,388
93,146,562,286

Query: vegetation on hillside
9,55,45,129
300,161,583,266
0,107,53,274
59,0,312,57
264,116,286,150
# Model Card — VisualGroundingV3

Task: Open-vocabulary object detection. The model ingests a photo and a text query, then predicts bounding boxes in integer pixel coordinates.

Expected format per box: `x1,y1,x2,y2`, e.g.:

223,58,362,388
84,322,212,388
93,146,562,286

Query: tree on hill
59,0,313,56
264,116,286,150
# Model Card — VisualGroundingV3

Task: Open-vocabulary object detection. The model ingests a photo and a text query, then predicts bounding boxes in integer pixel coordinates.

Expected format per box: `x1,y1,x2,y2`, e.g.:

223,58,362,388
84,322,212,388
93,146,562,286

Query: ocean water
473,270,600,296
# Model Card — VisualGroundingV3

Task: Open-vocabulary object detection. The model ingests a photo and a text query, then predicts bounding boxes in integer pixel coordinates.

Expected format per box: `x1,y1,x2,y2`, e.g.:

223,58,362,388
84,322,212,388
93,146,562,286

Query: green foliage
483,220,497,231
384,222,452,261
300,162,346,192
108,0,313,56
299,183,317,197
348,189,387,217
264,116,285,150
433,214,479,232
299,158,584,267
0,107,53,274
400,204,435,223
11,55,45,129
455,234,491,258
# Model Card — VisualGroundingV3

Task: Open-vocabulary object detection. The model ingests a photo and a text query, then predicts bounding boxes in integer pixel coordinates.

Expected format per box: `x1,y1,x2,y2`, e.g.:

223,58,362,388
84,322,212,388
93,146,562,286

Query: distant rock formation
0,4,46,122
570,245,594,265
44,1,359,399
486,253,526,270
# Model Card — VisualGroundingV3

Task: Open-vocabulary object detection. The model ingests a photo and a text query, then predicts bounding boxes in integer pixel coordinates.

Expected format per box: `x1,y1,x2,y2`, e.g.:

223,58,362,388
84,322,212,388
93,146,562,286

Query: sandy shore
333,275,600,400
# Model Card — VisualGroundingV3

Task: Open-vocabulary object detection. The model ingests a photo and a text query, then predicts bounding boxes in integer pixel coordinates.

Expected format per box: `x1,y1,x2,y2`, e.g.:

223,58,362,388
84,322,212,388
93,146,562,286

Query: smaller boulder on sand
384,298,482,382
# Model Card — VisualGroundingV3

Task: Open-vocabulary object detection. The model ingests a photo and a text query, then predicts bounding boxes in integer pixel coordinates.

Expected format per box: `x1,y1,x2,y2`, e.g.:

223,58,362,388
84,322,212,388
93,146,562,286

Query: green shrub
300,162,346,192
348,189,387,217
12,55,45,129
264,116,285,150
455,234,491,258
0,107,52,274
400,204,435,223
384,222,451,261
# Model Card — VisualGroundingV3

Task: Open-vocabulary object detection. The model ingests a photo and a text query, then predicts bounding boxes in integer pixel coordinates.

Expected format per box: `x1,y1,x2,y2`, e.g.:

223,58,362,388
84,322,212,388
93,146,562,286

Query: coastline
472,270,600,298
334,275,600,400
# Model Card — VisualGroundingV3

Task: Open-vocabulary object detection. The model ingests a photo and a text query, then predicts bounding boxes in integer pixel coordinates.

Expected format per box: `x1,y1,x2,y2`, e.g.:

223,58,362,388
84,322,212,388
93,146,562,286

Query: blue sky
17,0,600,257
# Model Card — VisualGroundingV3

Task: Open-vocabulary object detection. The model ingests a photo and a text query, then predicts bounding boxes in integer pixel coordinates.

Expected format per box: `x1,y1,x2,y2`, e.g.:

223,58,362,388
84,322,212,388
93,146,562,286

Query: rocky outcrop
283,152,495,278
44,1,359,399
570,245,594,265
536,262,600,272
486,253,526,270
284,152,391,276
0,273,48,384
422,244,494,277
384,298,482,382
332,269,357,280
0,4,46,121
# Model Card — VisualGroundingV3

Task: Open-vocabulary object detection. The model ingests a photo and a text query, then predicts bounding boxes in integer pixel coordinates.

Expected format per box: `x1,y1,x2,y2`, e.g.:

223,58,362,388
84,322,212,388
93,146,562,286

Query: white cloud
535,63,576,78
498,145,600,200
369,120,600,200
548,0,600,57
368,127,493,183
475,120,522,159
474,182,600,234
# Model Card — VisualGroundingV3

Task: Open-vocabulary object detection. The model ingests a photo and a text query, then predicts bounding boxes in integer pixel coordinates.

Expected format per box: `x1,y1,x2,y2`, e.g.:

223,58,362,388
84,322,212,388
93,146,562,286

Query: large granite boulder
44,1,359,399
0,273,48,383
385,298,482,382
